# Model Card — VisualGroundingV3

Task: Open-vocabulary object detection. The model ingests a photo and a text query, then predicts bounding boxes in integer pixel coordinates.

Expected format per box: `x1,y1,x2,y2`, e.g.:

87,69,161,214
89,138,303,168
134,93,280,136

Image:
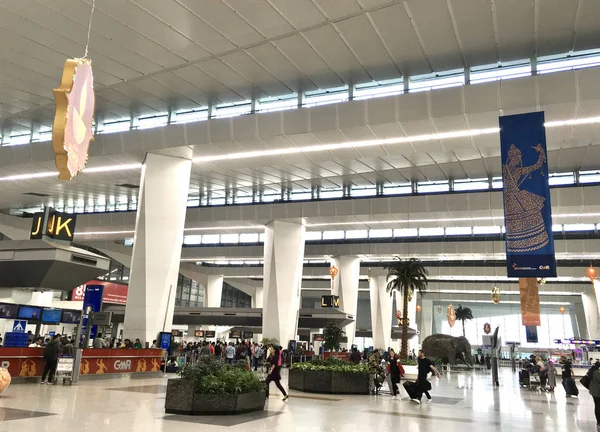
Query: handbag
580,374,591,389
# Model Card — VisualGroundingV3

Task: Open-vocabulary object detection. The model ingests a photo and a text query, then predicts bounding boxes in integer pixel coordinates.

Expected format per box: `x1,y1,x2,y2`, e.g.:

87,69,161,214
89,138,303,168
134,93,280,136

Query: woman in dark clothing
265,346,288,401
388,349,404,399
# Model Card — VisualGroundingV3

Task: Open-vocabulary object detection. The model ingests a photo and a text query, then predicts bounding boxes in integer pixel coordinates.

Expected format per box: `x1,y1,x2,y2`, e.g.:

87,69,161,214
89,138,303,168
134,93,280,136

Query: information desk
0,348,163,378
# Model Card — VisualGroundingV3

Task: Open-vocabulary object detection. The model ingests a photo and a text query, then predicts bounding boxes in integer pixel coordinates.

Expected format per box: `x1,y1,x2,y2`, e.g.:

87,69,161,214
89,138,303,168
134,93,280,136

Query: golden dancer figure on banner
503,143,548,253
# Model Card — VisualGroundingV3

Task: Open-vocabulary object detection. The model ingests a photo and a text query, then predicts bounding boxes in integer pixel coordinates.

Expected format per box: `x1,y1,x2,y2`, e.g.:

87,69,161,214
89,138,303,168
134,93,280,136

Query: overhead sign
313,334,324,341
12,320,26,333
82,285,103,341
45,209,77,241
321,295,340,308
194,330,204,338
204,331,216,338
519,277,541,326
72,280,128,305
52,58,95,180
500,112,556,278
30,213,45,239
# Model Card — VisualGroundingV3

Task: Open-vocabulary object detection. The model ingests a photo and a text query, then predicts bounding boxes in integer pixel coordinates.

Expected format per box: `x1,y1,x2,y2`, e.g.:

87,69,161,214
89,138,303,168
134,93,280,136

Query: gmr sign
114,360,131,371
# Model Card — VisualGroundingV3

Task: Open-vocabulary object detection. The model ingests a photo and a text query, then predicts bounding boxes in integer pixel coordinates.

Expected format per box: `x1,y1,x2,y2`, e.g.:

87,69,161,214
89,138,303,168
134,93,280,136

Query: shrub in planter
291,358,370,394
165,357,265,415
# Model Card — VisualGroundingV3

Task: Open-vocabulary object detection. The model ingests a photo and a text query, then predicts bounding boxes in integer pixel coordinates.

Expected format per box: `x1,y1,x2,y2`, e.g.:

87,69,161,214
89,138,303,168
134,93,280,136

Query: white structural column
124,154,192,344
369,275,392,349
254,287,263,308
331,256,360,347
419,298,434,344
206,275,224,308
582,291,600,339
262,220,306,345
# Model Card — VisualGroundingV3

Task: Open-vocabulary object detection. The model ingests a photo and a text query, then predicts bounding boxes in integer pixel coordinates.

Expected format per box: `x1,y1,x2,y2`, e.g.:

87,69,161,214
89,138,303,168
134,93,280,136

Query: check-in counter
0,347,163,378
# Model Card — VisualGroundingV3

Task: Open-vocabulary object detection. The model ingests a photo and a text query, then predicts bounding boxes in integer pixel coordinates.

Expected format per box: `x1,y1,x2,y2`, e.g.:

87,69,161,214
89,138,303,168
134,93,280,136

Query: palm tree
455,304,473,337
385,257,429,359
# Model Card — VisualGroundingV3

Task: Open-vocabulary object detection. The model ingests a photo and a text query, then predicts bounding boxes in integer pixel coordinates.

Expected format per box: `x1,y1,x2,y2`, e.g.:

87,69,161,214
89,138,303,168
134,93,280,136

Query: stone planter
165,380,265,416
165,379,195,415
289,369,370,394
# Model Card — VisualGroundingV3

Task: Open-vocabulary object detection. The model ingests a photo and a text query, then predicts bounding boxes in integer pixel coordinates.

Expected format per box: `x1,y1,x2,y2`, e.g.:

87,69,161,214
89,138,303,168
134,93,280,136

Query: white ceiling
1,0,599,133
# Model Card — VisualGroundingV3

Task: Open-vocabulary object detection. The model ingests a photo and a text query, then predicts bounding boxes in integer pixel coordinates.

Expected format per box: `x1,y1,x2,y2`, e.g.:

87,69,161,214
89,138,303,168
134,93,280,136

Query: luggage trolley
56,355,75,385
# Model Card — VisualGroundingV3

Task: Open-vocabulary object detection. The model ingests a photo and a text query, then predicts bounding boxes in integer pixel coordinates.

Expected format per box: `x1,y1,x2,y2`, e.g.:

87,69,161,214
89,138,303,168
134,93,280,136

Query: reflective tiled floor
0,369,597,431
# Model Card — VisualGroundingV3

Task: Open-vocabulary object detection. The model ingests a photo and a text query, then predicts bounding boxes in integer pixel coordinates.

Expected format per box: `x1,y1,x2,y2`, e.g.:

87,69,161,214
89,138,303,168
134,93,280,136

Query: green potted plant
323,322,344,352
455,304,474,337
165,357,265,415
385,257,429,359
289,358,370,394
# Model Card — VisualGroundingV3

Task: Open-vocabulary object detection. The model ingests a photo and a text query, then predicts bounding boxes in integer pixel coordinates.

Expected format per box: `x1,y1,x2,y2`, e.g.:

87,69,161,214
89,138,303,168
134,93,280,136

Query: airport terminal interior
0,0,600,430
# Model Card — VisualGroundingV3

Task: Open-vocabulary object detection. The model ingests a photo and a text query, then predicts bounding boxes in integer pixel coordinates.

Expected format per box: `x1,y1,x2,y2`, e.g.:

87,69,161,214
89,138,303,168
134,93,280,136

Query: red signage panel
72,280,128,305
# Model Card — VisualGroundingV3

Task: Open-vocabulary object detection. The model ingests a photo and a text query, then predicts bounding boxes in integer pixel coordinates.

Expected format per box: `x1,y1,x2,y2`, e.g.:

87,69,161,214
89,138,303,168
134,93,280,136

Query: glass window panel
445,226,472,236
202,234,220,244
173,109,208,124
383,184,411,195
470,62,531,84
322,230,345,240
257,96,298,113
351,187,377,197
262,194,280,203
419,227,444,236
345,230,368,239
552,224,563,232
259,233,265,242
369,229,393,238
394,228,418,237
184,235,202,245
563,223,595,232
235,196,253,204
291,192,312,201
210,198,225,205
220,233,239,243
492,177,503,189
239,233,260,243
320,189,344,199
137,114,168,130
417,181,449,193
538,54,600,75
579,170,600,184
549,172,575,186
305,231,322,241
453,178,489,191
473,226,502,235
410,72,465,92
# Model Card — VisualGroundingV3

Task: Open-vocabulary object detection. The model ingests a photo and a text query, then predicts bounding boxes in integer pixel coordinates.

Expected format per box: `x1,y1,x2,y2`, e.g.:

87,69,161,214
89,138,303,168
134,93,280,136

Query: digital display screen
18,306,41,320
229,331,241,338
194,330,204,337
61,310,81,324
0,303,19,319
204,331,216,338
41,309,62,324
243,332,253,339
171,330,182,337
525,326,539,343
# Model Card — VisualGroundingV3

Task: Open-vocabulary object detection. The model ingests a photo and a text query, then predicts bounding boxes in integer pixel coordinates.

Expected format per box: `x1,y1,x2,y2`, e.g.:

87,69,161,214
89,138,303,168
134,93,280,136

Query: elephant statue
422,334,474,367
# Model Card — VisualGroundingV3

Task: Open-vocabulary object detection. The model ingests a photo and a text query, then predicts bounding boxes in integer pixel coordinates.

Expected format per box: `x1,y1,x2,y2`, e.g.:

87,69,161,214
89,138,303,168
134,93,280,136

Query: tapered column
206,275,224,308
370,275,392,350
262,220,305,345
419,298,434,343
124,154,191,344
582,291,600,339
331,256,360,347
254,287,263,308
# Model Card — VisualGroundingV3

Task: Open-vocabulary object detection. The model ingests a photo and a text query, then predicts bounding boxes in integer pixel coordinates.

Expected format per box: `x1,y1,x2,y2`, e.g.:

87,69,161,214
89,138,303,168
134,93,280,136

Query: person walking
414,350,441,404
546,359,557,392
587,360,600,430
253,343,263,371
41,335,61,385
225,342,236,364
265,346,288,401
388,349,404,399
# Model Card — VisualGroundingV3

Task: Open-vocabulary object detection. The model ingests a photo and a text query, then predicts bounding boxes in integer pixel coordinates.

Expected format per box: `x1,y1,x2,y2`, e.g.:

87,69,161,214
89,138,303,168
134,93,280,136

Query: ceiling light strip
192,128,500,163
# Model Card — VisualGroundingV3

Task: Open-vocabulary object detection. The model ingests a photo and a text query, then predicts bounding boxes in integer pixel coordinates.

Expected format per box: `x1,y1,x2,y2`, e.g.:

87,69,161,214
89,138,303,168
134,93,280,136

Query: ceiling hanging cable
82,0,96,58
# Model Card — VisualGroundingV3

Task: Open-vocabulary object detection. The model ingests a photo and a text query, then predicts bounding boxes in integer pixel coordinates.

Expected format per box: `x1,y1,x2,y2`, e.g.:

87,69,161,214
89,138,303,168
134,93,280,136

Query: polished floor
0,368,597,431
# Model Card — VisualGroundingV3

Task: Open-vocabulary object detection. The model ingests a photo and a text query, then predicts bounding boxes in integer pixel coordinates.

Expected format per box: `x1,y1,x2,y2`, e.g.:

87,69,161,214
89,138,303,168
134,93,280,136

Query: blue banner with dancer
500,111,556,278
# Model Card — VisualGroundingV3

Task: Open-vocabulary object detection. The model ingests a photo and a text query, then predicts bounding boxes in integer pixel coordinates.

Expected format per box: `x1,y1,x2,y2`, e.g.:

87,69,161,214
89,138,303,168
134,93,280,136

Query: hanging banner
500,111,556,278
519,278,541,326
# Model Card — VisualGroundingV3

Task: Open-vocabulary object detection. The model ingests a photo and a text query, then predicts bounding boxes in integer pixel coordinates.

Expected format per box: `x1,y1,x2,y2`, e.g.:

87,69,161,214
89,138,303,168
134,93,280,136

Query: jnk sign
30,208,77,241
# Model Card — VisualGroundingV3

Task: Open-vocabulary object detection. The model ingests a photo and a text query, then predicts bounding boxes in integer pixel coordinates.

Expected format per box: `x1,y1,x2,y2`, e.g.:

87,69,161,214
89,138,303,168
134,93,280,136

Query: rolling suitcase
403,381,420,399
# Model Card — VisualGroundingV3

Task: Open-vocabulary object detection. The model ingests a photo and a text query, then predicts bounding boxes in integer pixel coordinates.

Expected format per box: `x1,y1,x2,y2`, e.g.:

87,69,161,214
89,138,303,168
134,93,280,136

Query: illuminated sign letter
55,216,73,238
